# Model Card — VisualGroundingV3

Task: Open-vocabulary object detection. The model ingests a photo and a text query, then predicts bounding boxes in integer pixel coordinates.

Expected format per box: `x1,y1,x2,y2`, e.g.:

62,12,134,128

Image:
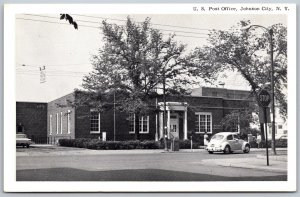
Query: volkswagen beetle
205,132,250,154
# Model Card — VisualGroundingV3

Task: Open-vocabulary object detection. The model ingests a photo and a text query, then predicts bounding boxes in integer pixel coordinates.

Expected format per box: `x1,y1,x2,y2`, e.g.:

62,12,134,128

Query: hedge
59,138,161,150
249,139,287,148
58,138,202,150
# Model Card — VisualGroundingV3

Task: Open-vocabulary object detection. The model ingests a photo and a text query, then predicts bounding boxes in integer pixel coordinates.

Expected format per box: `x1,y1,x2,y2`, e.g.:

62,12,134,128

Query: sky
15,14,287,102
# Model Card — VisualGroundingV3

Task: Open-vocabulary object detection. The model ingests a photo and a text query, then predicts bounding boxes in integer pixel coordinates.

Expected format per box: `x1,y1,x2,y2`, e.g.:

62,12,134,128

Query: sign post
258,89,271,166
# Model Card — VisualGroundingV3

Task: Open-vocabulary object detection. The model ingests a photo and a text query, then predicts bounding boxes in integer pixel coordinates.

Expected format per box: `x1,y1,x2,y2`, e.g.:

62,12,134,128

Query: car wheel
243,145,250,153
223,145,231,154
208,151,213,154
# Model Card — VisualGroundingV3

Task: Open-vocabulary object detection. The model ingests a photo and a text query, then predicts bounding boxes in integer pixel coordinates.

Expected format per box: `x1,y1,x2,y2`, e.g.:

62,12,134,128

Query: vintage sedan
16,133,33,148
206,132,250,154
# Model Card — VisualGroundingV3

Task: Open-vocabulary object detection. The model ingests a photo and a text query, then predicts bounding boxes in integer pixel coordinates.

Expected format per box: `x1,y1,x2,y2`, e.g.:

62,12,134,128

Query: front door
170,113,179,139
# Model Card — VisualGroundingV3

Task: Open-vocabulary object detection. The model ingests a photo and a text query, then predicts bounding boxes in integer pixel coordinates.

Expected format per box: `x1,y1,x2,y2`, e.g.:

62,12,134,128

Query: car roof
214,132,239,136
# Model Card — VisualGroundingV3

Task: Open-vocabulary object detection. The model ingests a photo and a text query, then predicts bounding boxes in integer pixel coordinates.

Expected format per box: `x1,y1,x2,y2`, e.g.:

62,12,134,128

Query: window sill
195,132,212,134
129,131,149,134
90,131,100,134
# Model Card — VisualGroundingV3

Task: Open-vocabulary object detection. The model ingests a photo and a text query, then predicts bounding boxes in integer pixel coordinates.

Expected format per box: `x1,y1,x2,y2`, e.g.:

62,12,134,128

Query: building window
56,113,59,134
283,130,287,134
212,91,218,97
129,113,135,134
278,125,283,129
49,115,52,135
231,116,240,133
90,109,100,134
128,114,149,134
195,112,212,133
139,116,149,134
60,112,63,134
67,110,71,134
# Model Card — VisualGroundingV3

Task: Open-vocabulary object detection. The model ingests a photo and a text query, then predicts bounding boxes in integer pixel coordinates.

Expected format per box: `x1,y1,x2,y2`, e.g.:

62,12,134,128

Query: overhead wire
72,14,211,31
17,14,210,39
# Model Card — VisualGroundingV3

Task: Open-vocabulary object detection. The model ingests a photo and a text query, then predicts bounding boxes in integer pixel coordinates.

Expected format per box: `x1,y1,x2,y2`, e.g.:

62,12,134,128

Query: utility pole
163,67,168,151
244,25,277,155
113,91,116,141
39,66,46,83
269,29,276,155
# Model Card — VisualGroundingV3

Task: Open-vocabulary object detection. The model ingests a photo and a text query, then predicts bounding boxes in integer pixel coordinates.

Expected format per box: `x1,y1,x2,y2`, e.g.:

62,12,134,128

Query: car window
17,134,27,138
211,134,224,140
233,135,239,140
227,135,233,140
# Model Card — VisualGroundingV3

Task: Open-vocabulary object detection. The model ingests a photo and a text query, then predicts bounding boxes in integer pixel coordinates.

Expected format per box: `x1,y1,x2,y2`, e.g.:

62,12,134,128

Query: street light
162,67,168,151
244,25,276,155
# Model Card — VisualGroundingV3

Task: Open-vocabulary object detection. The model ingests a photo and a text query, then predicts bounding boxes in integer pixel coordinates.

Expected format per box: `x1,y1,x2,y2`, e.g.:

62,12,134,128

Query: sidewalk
201,154,287,173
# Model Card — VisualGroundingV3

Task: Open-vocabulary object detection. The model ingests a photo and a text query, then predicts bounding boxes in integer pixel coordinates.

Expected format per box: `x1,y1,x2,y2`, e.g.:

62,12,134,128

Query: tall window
49,115,52,135
139,116,149,133
129,113,135,134
67,110,71,134
56,113,59,134
90,109,100,134
60,112,63,134
128,114,149,134
195,112,212,133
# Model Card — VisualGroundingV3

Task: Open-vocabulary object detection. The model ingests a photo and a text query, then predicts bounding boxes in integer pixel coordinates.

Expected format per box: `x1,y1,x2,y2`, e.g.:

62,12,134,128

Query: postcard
3,3,296,192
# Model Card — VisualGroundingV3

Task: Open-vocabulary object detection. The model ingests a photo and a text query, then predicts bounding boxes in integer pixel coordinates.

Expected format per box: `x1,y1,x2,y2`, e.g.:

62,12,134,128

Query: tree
77,17,196,140
191,20,287,154
220,104,258,137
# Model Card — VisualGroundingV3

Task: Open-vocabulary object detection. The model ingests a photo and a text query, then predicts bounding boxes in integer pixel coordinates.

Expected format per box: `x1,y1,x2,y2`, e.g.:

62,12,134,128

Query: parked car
205,132,250,154
16,133,32,148
276,134,288,140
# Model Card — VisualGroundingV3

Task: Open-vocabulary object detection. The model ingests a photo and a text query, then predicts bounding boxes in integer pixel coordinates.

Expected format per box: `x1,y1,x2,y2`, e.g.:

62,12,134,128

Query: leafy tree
191,20,287,154
77,17,197,140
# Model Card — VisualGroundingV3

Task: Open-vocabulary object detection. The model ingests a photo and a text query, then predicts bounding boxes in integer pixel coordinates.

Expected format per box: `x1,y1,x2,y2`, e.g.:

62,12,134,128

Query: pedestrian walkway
201,154,287,173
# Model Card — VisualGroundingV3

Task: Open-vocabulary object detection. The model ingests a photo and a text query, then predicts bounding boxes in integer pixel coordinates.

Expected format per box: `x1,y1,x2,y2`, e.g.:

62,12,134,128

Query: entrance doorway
170,113,179,139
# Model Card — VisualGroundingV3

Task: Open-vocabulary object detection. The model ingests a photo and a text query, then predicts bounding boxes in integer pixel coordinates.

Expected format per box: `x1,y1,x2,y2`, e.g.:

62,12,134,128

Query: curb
256,154,287,161
216,163,287,173
201,158,287,173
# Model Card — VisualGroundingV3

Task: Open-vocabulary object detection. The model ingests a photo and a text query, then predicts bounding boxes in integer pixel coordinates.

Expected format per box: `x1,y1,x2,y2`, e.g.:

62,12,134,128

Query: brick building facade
44,87,253,144
16,102,47,143
16,87,253,144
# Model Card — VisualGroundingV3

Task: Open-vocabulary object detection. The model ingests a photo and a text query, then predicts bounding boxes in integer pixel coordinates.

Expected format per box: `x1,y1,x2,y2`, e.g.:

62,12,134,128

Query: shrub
158,139,201,149
250,139,287,148
59,139,76,147
140,140,160,149
59,139,162,150
178,140,202,149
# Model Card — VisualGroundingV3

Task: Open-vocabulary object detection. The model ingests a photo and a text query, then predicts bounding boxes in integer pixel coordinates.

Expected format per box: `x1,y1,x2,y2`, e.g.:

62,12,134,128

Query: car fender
221,142,230,150
242,142,250,150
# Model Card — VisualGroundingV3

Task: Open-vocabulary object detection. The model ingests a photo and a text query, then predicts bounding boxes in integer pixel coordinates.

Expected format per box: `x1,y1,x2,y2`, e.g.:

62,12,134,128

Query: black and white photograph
3,3,297,192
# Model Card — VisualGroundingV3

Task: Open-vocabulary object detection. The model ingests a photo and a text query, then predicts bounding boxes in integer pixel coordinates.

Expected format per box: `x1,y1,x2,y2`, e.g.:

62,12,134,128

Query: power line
23,14,101,25
72,14,211,31
17,17,208,39
24,14,209,36
16,72,86,78
18,14,208,38
17,63,92,67
16,69,88,75
16,17,100,29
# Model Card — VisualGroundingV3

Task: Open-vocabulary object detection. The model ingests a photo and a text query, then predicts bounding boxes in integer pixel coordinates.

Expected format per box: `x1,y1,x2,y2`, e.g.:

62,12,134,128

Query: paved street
16,146,287,181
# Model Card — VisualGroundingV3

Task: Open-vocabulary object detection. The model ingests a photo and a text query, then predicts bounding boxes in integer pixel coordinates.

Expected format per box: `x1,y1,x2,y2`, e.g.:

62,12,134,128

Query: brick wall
16,102,47,142
75,107,157,141
39,91,253,143
47,93,75,144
